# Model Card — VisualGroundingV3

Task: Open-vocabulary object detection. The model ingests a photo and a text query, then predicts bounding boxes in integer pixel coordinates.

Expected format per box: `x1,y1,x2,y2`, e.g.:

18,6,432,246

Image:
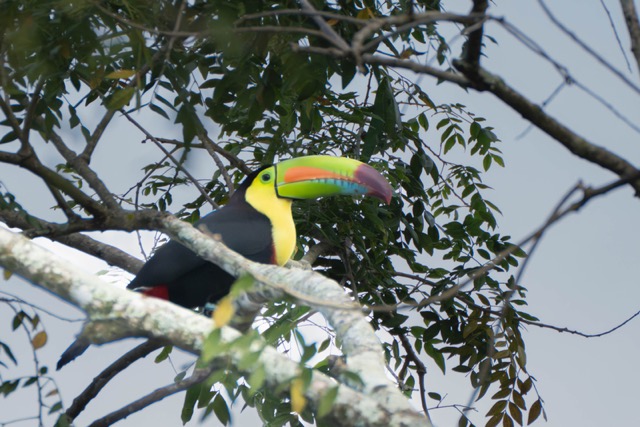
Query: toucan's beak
274,155,393,204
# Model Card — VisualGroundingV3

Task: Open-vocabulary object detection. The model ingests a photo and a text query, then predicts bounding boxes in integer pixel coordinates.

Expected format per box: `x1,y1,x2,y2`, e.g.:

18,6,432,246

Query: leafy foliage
0,1,545,426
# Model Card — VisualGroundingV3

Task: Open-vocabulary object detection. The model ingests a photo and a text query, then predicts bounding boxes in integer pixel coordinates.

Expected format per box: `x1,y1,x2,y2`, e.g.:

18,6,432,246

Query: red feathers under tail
141,285,170,300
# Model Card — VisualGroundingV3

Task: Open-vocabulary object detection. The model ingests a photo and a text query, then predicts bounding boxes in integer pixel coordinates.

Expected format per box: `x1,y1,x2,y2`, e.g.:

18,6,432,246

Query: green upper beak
274,155,393,204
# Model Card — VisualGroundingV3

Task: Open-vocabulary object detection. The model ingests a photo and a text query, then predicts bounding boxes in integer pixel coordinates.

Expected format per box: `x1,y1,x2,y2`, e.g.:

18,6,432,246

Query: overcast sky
1,1,639,426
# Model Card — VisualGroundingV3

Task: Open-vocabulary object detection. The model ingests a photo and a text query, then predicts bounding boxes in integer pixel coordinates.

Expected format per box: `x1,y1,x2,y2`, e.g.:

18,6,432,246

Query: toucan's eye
261,173,272,182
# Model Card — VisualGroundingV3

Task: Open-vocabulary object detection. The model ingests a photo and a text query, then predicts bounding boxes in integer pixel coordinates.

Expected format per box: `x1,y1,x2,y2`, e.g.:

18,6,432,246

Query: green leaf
248,363,266,391
48,402,63,414
155,345,173,363
12,311,26,330
212,393,231,425
229,274,255,297
181,383,203,424
424,342,445,374
317,386,339,418
527,400,542,425
428,392,442,401
54,414,72,427
486,414,502,427
106,87,135,110
487,399,507,417
0,342,17,365
200,328,223,363
509,401,523,426
105,69,136,79
503,413,514,427
483,155,492,171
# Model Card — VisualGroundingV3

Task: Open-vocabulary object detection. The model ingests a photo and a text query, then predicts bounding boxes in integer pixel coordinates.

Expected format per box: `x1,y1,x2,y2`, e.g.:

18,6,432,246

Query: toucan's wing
128,204,272,289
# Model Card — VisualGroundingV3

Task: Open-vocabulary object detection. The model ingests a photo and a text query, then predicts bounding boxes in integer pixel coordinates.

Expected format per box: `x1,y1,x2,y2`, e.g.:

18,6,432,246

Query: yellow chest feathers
245,177,296,266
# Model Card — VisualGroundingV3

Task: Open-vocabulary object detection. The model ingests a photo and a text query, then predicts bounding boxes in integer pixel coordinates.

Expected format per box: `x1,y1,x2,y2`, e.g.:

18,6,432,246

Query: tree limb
462,0,489,66
620,0,640,73
86,367,212,427
453,60,640,194
63,340,163,422
0,223,428,427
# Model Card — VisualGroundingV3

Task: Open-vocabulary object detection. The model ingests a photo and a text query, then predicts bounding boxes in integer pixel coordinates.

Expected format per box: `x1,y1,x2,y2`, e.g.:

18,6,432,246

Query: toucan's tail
56,339,90,370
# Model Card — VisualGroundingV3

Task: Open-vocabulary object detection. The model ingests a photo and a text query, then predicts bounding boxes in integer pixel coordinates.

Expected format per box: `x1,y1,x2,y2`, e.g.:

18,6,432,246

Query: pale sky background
1,1,639,426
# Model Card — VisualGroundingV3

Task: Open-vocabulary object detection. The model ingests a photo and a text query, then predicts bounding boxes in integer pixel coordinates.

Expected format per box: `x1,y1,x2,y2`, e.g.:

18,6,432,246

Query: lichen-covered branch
154,215,418,416
0,225,428,427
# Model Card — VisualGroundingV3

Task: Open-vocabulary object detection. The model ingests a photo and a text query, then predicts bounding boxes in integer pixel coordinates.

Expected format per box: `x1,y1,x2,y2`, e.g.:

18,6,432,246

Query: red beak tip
355,164,393,204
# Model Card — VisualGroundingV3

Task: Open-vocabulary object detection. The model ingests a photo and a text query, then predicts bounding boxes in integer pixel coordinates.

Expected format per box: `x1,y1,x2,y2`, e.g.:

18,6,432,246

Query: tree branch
538,0,640,95
122,111,219,210
45,130,121,211
63,340,163,422
0,208,143,273
0,223,428,427
86,367,212,427
620,0,640,73
1,151,107,217
453,60,640,194
398,332,432,423
522,309,640,338
462,0,489,66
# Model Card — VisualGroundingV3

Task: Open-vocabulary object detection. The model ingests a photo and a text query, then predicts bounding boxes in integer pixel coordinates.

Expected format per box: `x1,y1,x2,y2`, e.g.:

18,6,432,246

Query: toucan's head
242,155,393,205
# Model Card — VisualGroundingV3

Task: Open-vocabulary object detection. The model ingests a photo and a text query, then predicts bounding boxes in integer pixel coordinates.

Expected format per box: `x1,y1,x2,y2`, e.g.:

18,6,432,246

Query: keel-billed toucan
56,155,392,369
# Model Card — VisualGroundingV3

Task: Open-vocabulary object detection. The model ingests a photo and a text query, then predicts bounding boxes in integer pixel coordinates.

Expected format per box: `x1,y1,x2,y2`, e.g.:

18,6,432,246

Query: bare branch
1,149,107,217
538,0,640,95
398,333,432,423
522,309,640,338
157,138,251,175
197,132,234,195
620,0,640,73
86,367,212,427
22,79,45,138
122,111,220,210
453,60,640,194
80,110,116,163
0,208,144,272
46,130,120,211
64,341,163,422
462,0,489,66
298,0,351,51
237,8,367,26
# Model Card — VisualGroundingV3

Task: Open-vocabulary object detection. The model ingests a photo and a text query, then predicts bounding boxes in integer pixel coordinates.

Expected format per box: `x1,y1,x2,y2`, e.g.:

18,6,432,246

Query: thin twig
22,78,45,137
236,8,366,26
298,0,350,51
495,19,640,134
198,132,234,195
538,0,640,95
122,111,219,209
64,341,163,422
86,367,213,427
95,3,202,38
414,171,640,311
0,295,83,323
600,0,632,72
157,138,250,174
46,130,121,211
398,333,432,423
522,309,640,337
